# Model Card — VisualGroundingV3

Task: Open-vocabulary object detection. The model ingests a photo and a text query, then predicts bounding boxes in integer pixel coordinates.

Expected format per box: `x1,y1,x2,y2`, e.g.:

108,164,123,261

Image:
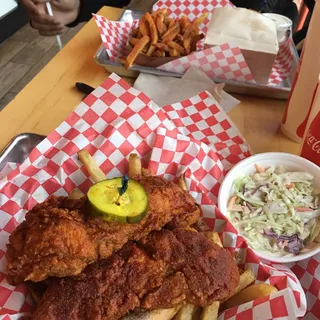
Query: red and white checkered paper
94,0,293,85
154,0,293,85
0,73,308,319
157,43,255,83
268,38,294,86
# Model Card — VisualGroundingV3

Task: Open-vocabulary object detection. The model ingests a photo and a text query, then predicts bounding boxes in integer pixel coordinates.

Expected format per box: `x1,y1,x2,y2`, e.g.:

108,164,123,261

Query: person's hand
20,0,81,36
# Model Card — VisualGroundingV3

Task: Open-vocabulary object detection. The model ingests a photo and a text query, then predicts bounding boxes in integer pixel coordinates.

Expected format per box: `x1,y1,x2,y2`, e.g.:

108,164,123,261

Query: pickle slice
87,177,148,224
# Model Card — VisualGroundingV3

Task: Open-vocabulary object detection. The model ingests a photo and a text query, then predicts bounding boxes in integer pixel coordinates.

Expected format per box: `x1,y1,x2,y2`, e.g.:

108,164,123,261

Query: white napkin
134,68,240,112
182,67,240,113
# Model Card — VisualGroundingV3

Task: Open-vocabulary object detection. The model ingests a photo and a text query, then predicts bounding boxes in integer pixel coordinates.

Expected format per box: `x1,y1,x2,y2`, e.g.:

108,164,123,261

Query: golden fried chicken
6,176,200,285
32,229,239,320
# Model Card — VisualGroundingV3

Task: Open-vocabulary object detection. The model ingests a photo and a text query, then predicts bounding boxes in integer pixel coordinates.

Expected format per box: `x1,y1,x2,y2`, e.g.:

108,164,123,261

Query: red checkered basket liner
0,73,309,319
94,0,293,85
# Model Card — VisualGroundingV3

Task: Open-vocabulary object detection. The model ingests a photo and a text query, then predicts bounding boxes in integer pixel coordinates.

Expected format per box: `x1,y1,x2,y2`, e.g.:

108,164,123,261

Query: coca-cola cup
300,77,320,166
281,0,320,143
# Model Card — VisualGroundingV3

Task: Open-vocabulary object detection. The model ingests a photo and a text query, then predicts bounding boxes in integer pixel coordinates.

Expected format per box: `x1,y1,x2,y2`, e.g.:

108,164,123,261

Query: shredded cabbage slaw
227,164,320,256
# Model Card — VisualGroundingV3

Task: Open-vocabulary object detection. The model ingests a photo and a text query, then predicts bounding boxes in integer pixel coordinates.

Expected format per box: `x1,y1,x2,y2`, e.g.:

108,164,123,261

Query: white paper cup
218,152,320,263
263,13,292,45
281,1,320,143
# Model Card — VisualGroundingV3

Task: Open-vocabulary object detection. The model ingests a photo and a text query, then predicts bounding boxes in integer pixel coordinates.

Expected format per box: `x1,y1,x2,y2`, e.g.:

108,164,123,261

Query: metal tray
0,133,46,171
94,9,300,100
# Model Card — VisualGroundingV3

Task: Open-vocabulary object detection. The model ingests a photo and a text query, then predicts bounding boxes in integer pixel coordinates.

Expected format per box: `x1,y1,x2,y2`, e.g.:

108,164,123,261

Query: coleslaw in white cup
218,153,320,263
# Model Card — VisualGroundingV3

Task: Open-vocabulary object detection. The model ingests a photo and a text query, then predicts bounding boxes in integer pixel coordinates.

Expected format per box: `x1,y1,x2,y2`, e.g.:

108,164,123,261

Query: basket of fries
94,0,297,88
122,9,207,69
0,73,310,319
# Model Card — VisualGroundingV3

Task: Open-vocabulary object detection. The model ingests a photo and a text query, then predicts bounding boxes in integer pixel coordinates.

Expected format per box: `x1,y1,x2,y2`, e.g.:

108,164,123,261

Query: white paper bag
205,7,279,84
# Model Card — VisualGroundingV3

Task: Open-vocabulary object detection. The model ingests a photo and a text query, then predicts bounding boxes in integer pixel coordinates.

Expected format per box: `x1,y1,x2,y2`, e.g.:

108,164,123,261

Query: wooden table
0,7,300,155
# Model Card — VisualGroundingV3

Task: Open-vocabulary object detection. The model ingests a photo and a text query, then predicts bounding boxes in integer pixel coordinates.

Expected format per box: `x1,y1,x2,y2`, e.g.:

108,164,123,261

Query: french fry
152,8,168,18
139,17,150,37
156,14,166,36
157,8,168,16
179,15,189,33
145,306,182,320
223,269,256,302
178,175,187,191
169,48,180,57
129,37,140,47
153,49,166,57
146,44,156,56
168,18,176,29
128,153,142,178
201,301,220,320
78,150,106,183
173,304,199,320
183,38,191,55
154,42,170,52
190,33,204,52
145,12,158,45
167,41,186,55
163,15,170,27
125,35,150,69
204,231,223,247
183,24,196,40
192,12,209,26
162,25,180,42
137,30,143,39
222,284,278,310
69,188,84,199
176,34,184,43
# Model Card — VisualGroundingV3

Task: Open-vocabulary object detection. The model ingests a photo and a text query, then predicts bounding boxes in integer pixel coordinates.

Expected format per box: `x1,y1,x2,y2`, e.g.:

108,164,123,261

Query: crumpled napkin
134,67,240,112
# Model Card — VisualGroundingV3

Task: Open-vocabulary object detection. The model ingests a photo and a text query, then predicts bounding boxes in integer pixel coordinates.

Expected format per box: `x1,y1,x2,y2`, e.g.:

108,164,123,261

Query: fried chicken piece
32,229,239,320
6,176,200,285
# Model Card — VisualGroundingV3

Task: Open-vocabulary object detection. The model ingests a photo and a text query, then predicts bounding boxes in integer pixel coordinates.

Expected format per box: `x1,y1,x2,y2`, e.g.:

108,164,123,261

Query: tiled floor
0,0,154,112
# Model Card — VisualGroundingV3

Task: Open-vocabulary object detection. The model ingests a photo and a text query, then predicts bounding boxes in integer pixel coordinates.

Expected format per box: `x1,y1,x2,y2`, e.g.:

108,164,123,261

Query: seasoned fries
128,153,142,178
145,12,158,45
169,48,180,57
167,41,186,54
129,37,140,47
193,12,209,27
162,25,181,42
124,10,207,68
78,150,106,183
179,15,189,33
154,49,166,57
156,14,166,36
125,35,150,69
139,17,150,37
146,44,156,57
